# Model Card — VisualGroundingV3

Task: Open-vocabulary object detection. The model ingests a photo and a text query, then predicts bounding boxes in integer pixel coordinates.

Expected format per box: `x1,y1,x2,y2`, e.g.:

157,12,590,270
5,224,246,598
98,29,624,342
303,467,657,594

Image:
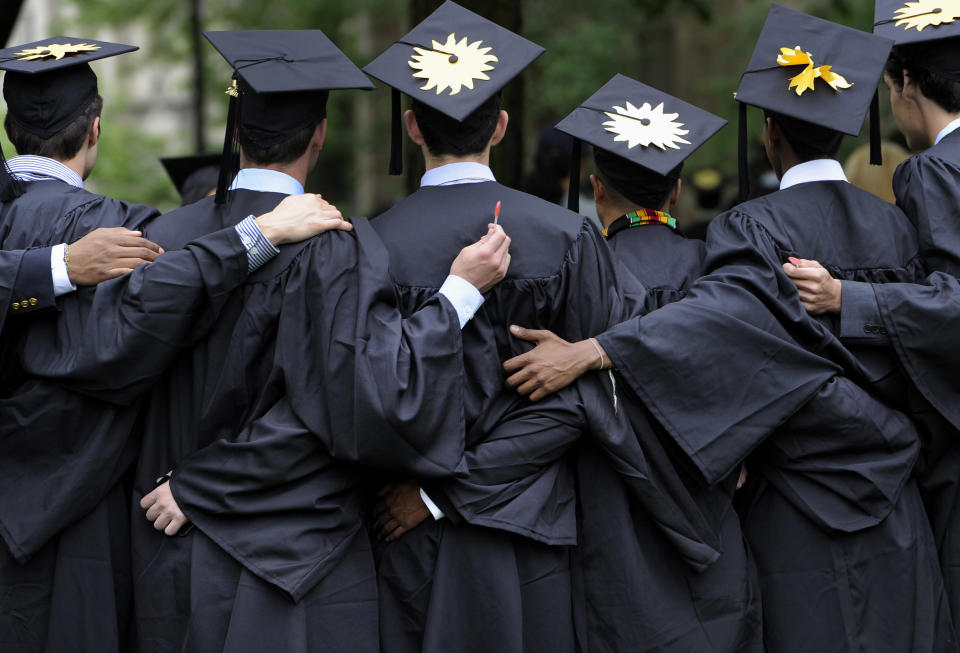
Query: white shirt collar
6,155,84,189
779,159,847,191
935,117,960,145
229,168,304,195
420,161,496,187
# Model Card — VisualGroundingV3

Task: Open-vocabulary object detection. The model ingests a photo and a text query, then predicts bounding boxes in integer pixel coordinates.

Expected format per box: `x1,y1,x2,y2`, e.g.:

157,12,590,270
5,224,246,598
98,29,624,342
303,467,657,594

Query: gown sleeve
16,226,250,403
595,211,842,486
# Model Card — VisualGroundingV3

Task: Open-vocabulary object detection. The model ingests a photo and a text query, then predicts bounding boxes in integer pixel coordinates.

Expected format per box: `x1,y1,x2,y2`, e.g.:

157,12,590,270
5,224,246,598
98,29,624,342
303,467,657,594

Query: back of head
885,43,960,114
764,110,843,163
237,87,328,166
411,91,502,157
3,63,103,160
593,146,681,211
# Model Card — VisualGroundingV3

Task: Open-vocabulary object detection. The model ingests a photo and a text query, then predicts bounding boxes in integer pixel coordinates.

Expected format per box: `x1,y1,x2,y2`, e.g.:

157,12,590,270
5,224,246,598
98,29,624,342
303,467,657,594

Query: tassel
567,138,581,213
869,90,882,166
738,101,749,204
389,89,402,176
215,75,240,205
0,141,24,203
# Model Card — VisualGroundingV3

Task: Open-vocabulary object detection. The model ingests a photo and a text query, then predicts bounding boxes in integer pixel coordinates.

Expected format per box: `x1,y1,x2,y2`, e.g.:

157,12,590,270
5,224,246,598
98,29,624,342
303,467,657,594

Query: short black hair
412,91,502,157
239,121,319,166
238,91,328,166
764,109,843,162
593,146,681,211
5,94,103,160
885,46,960,114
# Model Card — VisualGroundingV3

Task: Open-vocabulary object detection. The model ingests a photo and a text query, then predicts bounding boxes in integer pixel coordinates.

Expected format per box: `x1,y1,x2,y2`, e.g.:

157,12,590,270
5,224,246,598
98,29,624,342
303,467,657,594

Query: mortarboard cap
0,36,137,201
874,1,960,81
556,74,726,213
364,0,544,174
160,153,222,205
734,6,893,200
203,30,374,203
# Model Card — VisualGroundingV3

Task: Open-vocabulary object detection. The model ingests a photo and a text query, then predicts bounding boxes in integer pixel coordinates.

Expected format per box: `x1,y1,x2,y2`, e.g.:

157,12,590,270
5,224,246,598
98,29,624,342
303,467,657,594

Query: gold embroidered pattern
409,33,498,95
777,46,853,96
894,1,960,32
14,42,101,61
602,101,691,151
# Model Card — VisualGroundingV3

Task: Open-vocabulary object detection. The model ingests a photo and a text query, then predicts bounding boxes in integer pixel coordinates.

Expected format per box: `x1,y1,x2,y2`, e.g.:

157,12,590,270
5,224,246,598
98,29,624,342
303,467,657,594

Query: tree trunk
0,0,24,49
406,0,525,193
190,0,206,152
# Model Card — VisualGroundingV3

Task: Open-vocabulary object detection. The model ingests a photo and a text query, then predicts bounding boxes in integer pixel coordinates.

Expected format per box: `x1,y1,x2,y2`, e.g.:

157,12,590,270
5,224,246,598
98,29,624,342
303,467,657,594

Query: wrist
254,213,281,246
575,339,600,374
831,278,843,313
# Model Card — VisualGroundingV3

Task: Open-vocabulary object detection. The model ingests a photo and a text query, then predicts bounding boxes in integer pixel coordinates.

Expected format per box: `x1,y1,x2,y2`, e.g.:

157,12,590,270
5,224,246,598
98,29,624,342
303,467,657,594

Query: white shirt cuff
51,243,77,296
419,487,446,521
235,216,280,273
438,274,484,329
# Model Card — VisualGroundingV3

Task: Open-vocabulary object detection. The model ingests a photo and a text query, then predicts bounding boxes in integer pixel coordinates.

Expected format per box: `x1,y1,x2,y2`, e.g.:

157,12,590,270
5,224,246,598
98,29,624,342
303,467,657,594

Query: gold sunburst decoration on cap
14,42,101,61
777,46,853,96
409,33,498,95
602,101,691,151
893,1,960,31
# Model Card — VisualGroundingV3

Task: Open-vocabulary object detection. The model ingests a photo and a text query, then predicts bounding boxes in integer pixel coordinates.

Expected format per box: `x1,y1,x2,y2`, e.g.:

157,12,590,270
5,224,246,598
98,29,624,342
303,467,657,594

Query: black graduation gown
605,220,706,308
597,181,954,652
0,180,157,653
864,129,960,632
578,219,762,653
370,182,727,653
130,190,470,653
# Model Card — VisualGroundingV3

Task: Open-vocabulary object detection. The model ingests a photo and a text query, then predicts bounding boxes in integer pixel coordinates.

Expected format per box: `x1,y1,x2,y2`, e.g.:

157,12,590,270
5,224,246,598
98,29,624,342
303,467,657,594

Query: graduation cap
874,0,960,81
160,153,222,205
735,5,893,200
363,0,544,174
203,30,374,203
555,74,727,212
0,36,137,201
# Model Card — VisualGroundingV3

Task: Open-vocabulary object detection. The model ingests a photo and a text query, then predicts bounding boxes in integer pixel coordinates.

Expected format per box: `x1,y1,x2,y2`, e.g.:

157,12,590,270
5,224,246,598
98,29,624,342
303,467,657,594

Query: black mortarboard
735,5,893,200
161,153,222,205
203,30,374,203
556,74,726,212
0,37,136,201
363,1,544,174
874,1,960,81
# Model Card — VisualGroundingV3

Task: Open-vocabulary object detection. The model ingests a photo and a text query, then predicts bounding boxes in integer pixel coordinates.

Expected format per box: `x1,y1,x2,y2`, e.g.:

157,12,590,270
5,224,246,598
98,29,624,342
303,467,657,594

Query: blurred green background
1,0,881,215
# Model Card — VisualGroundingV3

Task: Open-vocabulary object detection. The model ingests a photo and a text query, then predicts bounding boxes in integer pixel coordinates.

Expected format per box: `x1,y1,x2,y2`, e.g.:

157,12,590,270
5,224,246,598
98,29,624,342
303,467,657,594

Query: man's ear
901,69,919,102
404,109,425,146
89,116,101,147
763,116,778,147
589,173,605,203
313,118,327,151
489,110,509,147
668,178,682,209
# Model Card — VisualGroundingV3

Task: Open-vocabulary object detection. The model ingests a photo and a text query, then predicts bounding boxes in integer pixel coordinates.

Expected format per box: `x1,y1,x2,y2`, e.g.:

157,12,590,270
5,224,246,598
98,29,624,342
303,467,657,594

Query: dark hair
885,46,960,113
5,94,103,160
238,120,319,166
412,91,502,157
594,155,683,211
763,109,843,162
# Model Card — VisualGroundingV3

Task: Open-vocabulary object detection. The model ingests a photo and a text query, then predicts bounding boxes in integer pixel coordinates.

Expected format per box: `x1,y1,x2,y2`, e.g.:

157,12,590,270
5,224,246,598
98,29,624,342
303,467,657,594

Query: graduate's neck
421,149,491,172
920,101,960,149
239,157,310,187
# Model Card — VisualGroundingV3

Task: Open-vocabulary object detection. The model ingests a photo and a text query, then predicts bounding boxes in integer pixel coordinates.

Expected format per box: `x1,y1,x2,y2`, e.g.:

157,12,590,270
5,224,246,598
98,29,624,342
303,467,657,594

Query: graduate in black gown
504,8,956,652
536,74,762,652
0,37,345,652
161,152,221,205
364,5,738,652
123,30,511,652
784,1,960,631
